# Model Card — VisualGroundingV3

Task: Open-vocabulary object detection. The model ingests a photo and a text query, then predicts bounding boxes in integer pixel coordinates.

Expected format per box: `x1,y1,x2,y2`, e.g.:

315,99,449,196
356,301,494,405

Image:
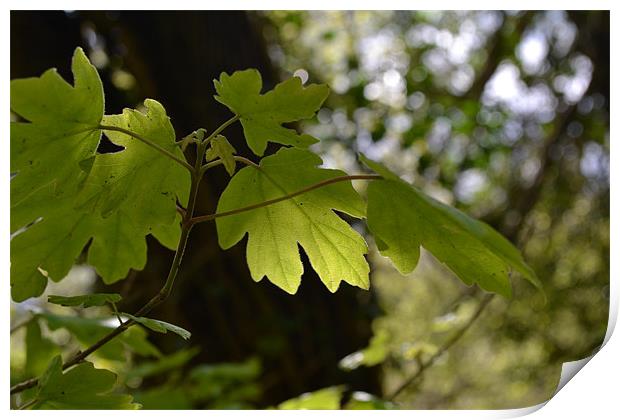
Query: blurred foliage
260,10,609,409
11,10,608,410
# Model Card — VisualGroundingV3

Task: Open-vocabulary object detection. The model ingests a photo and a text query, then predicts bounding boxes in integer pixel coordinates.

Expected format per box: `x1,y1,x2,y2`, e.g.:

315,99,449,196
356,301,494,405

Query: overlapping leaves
10,49,539,304
10,48,190,301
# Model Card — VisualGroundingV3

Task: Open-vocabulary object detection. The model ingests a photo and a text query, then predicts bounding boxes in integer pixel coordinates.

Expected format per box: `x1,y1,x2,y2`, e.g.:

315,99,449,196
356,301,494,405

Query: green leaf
25,319,61,378
32,356,139,409
216,148,368,294
214,69,329,156
10,47,103,232
48,293,122,308
123,313,191,340
76,99,190,224
361,156,541,298
358,153,400,181
10,98,190,300
40,313,161,360
206,134,237,176
150,213,182,250
278,386,344,410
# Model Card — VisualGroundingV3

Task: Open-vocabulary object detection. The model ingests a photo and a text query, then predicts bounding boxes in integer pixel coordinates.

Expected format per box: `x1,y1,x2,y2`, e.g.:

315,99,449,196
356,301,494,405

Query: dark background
11,10,609,409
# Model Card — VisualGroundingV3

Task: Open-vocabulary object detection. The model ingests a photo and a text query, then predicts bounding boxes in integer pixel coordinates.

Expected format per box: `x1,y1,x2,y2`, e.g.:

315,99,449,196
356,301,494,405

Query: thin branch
98,124,194,172
189,174,382,226
176,204,187,219
387,294,495,400
10,141,210,397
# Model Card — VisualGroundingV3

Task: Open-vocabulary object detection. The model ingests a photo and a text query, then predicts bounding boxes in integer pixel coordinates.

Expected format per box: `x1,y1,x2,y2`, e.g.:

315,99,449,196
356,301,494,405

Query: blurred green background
10,11,609,409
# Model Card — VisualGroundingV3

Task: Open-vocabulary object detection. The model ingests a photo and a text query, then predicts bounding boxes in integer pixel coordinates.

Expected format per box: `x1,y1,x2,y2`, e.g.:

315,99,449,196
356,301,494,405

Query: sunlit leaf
10,47,103,232
214,69,329,156
216,147,368,294
361,154,541,297
11,61,189,301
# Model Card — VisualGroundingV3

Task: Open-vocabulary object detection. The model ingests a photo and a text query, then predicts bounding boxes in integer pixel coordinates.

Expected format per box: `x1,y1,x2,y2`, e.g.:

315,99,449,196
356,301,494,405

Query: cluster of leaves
11,48,189,302
11,49,539,302
10,47,540,409
13,311,261,409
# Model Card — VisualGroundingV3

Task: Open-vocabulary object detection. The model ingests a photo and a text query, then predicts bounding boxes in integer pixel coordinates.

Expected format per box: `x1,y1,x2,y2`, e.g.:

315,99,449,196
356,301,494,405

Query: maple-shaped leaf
360,155,542,298
76,99,190,226
10,47,103,231
10,98,190,300
214,69,329,156
31,356,140,409
216,148,369,294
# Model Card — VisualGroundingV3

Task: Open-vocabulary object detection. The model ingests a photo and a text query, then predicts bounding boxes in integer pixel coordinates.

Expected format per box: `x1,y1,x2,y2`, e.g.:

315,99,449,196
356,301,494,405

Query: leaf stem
201,155,259,174
189,174,382,226
386,294,494,401
202,115,239,146
98,124,194,172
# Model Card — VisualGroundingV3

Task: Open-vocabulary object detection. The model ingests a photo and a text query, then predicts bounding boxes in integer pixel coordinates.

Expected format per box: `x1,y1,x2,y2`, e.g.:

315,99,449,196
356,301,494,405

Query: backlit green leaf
216,148,368,294
10,77,190,300
362,155,541,297
10,47,103,232
214,69,329,156
32,356,139,409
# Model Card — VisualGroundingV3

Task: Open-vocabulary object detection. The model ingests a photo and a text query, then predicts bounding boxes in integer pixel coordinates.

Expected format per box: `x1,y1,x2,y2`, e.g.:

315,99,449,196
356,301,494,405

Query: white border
3,1,616,418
